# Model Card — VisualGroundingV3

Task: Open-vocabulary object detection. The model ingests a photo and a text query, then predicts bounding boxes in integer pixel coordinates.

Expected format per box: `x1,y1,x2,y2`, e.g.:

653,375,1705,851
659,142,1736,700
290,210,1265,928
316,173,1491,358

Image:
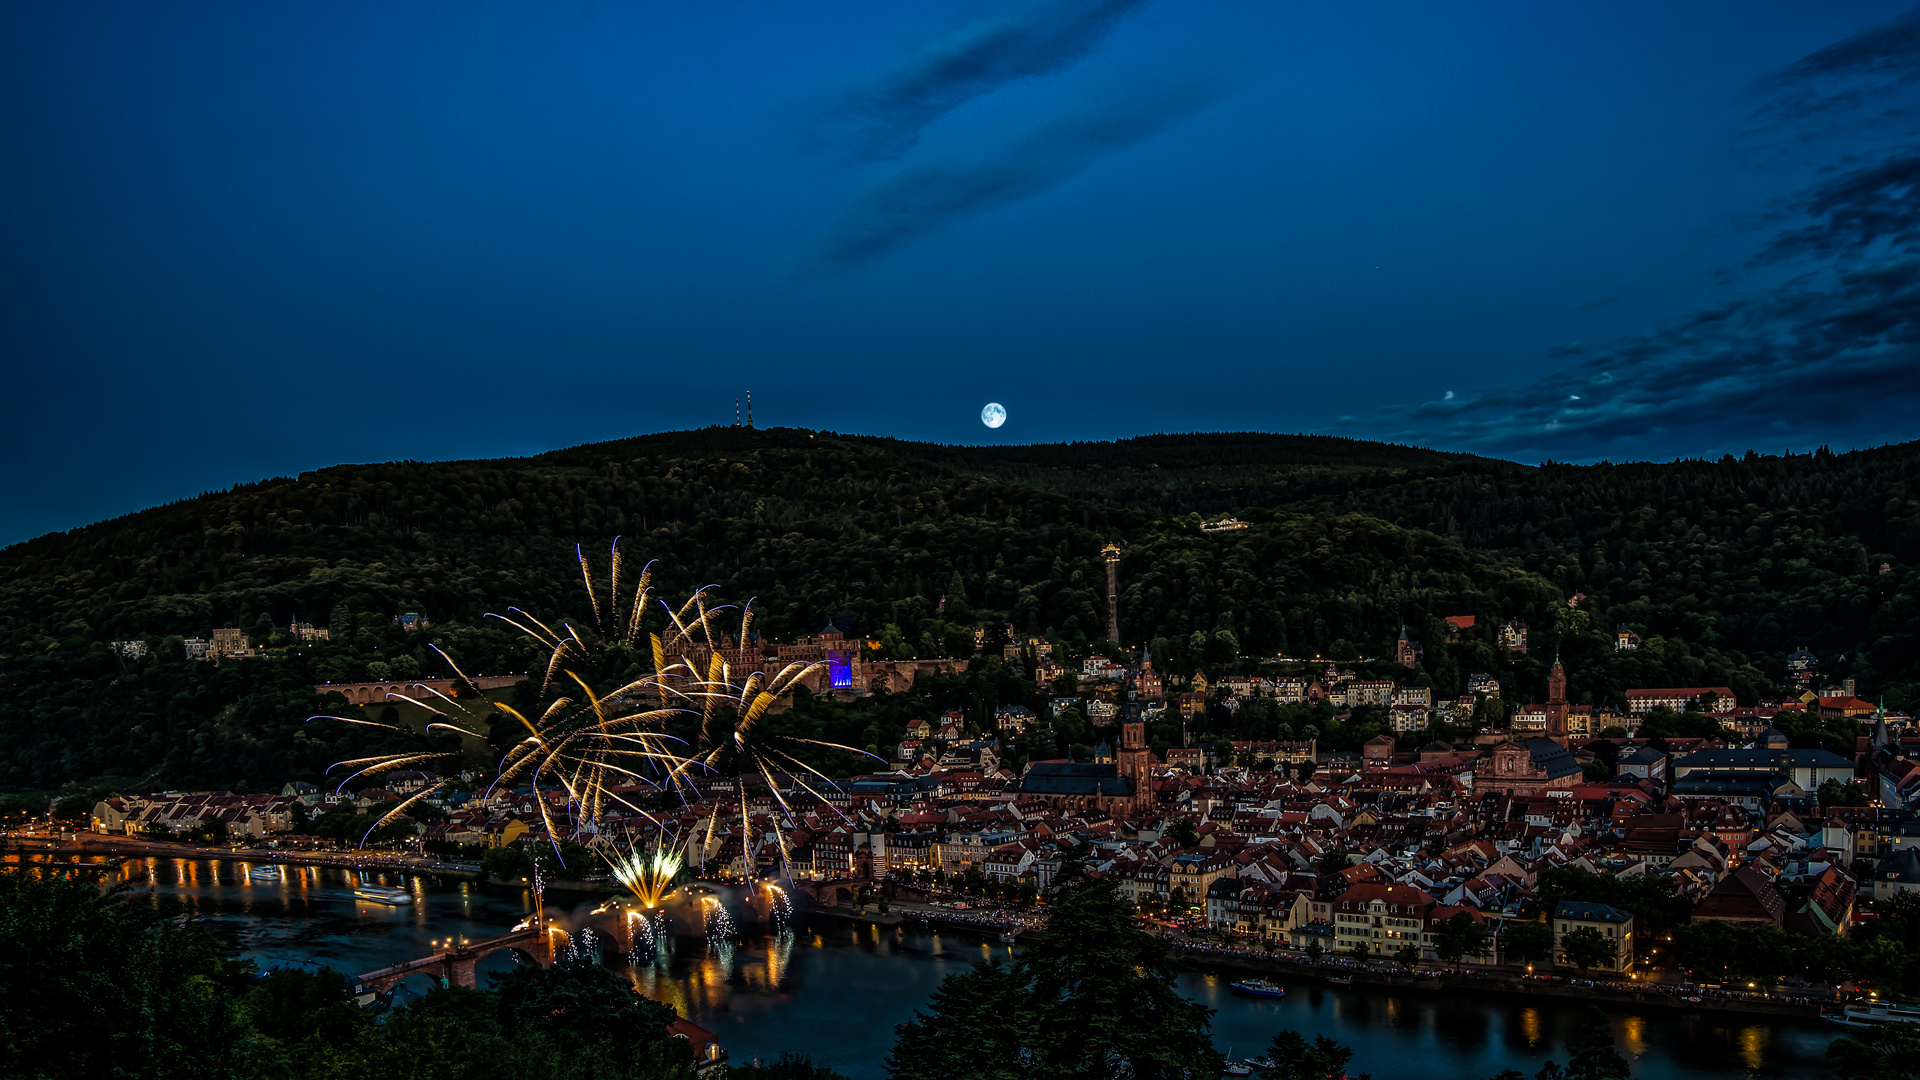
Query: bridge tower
1101,543,1122,646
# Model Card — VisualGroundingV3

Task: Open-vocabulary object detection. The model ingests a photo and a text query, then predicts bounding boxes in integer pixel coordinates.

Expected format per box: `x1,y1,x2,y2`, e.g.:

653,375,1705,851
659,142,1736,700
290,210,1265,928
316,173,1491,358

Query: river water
67,856,1841,1080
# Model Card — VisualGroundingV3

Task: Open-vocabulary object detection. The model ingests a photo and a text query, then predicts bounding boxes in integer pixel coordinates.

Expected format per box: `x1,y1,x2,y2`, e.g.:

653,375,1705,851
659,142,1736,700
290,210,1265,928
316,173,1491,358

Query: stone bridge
789,876,928,908
357,920,568,993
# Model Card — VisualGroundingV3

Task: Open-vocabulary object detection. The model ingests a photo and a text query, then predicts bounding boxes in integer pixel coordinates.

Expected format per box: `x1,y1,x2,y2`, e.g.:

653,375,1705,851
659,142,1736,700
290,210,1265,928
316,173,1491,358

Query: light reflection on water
6,855,1833,1079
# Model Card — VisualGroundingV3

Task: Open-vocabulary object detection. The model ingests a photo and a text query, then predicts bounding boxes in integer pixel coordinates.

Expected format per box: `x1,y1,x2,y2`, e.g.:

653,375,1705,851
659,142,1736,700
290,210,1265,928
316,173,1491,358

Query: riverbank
3,833,483,878
1169,947,1824,1020
51,854,1832,1080
803,899,1825,1022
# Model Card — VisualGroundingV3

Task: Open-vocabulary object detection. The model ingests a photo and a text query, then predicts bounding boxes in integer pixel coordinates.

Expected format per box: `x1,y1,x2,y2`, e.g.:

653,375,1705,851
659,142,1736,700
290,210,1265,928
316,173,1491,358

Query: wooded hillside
2,428,1912,792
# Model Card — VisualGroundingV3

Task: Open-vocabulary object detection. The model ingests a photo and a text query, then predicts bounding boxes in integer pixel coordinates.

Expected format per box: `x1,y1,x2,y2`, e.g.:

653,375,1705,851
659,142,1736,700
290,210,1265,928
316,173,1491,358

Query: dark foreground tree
1828,1022,1920,1080
0,868,246,1079
887,876,1222,1080
1259,1030,1367,1080
884,960,1033,1080
728,1052,855,1080
0,864,697,1080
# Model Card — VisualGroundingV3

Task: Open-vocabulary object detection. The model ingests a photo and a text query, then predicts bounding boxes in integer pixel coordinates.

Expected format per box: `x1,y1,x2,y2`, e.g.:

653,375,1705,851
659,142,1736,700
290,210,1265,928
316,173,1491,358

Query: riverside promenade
1,830,481,876
826,896,1831,1021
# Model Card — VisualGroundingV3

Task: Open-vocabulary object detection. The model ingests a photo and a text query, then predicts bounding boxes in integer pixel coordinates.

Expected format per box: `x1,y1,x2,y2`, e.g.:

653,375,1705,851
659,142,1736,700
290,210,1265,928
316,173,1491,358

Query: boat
353,884,412,905
1823,1002,1920,1028
1326,974,1353,985
1222,1062,1253,1077
1230,979,1287,998
249,865,282,881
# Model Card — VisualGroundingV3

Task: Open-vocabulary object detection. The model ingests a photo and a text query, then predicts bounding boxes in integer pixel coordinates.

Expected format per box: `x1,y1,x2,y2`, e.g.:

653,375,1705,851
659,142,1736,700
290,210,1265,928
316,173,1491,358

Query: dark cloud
1757,8,1920,90
822,0,1153,161
1350,257,1920,458
1345,19,1920,460
808,83,1214,270
1352,148,1920,457
1748,8,1920,140
1759,153,1920,264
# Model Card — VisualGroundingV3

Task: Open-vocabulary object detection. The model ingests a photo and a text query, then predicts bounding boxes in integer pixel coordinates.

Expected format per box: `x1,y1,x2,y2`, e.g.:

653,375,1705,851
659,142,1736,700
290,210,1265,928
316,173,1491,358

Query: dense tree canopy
0,864,702,1080
887,875,1221,1080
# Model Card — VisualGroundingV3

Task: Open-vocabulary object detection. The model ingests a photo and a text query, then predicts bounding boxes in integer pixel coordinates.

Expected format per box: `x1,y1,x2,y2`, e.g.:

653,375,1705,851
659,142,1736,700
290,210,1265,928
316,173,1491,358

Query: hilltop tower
1102,543,1122,645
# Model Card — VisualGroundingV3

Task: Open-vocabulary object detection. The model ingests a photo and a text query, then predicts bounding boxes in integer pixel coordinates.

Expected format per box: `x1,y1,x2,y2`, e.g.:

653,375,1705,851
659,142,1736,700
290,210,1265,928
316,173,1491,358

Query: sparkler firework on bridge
609,830,685,909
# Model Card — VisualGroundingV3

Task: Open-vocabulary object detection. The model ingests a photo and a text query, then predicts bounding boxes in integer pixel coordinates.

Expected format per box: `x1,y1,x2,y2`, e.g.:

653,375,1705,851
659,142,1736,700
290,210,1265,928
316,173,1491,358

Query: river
54,856,1843,1079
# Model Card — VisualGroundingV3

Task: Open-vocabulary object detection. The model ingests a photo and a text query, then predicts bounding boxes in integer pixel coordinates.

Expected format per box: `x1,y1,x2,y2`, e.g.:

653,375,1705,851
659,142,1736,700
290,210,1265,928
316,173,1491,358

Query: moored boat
1326,974,1353,985
1230,979,1287,998
1823,1002,1920,1028
249,865,282,881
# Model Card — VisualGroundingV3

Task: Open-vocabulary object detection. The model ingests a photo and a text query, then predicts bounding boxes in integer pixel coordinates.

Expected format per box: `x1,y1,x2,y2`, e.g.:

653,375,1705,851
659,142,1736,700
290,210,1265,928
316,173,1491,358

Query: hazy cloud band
823,0,1154,161
809,83,1214,270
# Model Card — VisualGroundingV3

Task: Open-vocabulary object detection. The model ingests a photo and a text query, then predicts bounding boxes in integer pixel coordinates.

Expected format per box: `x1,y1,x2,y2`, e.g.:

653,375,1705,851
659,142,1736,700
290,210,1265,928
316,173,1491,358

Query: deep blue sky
5,2,1920,544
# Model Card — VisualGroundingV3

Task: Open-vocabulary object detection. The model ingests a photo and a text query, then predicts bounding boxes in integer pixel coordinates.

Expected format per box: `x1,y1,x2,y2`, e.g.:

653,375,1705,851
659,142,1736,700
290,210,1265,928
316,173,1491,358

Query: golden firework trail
608,831,686,908
314,538,878,862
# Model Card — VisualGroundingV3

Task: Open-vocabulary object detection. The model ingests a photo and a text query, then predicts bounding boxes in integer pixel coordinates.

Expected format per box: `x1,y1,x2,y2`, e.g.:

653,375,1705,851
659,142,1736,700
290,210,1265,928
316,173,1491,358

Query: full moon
981,403,1006,429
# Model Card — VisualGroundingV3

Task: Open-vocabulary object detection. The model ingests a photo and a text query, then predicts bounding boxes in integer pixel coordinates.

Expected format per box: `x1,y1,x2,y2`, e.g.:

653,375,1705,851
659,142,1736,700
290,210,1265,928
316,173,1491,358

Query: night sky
5,2,1920,544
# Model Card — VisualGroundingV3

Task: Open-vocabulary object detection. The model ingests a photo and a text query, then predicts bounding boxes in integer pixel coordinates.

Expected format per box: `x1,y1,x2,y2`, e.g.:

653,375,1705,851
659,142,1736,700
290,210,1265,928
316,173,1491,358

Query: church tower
1545,657,1569,742
1118,717,1151,816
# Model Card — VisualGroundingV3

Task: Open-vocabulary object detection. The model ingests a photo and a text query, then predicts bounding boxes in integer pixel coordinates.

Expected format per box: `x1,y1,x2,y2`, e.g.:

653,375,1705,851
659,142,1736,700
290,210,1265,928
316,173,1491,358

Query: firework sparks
661,595,882,880
763,882,792,929
314,540,877,862
609,832,685,909
622,903,660,961
702,895,737,946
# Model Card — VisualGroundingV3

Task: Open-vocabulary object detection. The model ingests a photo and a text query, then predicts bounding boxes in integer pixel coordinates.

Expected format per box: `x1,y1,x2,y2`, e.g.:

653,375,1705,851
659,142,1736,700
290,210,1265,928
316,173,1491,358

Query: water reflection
1521,1007,1544,1049
3,855,1835,1080
1738,1027,1768,1073
1623,1015,1648,1058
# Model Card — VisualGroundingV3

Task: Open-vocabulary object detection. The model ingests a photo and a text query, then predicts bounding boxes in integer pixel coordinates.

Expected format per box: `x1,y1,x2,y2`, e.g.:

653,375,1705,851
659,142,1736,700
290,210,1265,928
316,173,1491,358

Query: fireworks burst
313,540,877,864
662,594,882,880
609,832,685,909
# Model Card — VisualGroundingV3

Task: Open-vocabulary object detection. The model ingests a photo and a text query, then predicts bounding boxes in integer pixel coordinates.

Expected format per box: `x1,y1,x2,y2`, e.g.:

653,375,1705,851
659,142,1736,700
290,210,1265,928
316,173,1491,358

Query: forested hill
1,427,1917,793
